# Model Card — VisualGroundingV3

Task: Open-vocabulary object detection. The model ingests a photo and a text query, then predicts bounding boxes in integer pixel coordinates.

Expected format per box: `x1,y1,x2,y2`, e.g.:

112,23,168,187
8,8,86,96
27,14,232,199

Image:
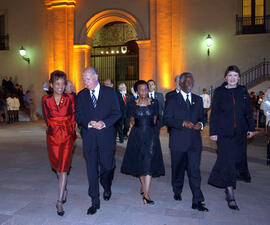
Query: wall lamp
19,46,30,64
206,34,213,56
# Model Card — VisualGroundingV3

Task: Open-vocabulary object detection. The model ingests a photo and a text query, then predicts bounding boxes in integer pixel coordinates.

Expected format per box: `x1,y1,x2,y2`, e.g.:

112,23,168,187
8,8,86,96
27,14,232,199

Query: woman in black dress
208,65,255,210
121,80,165,205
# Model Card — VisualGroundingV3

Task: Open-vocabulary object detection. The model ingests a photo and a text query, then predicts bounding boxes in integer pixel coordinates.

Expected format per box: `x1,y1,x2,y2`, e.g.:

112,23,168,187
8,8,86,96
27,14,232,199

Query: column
73,45,91,92
44,0,76,79
136,40,152,82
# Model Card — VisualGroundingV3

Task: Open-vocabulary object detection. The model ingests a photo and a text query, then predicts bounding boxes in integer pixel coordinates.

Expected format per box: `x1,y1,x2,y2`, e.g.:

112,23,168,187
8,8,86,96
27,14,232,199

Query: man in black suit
75,66,121,215
163,72,208,212
165,75,181,101
116,83,130,143
147,80,165,132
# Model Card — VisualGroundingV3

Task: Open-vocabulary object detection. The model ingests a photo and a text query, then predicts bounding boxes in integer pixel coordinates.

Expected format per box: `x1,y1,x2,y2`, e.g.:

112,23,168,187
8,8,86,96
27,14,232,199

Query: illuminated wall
45,0,76,86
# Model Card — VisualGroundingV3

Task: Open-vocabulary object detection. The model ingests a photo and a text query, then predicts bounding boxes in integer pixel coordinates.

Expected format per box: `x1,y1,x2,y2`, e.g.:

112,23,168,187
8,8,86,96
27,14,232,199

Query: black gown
121,99,165,177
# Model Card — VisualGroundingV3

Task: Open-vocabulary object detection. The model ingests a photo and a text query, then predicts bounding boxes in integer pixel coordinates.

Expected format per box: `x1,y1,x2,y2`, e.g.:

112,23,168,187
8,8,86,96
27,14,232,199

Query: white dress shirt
200,93,211,109
90,82,100,100
149,91,155,99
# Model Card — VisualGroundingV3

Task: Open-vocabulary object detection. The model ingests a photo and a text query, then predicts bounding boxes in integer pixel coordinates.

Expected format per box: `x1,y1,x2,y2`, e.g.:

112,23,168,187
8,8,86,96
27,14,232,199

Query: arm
209,89,219,136
102,91,122,128
163,98,184,129
193,97,205,130
244,89,255,132
41,96,48,126
75,93,90,129
70,94,76,130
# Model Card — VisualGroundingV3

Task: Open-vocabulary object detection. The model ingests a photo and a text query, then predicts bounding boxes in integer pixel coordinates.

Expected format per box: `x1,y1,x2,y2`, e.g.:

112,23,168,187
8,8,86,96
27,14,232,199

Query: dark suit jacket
165,89,179,101
75,85,121,149
151,92,165,128
163,93,205,151
117,92,130,118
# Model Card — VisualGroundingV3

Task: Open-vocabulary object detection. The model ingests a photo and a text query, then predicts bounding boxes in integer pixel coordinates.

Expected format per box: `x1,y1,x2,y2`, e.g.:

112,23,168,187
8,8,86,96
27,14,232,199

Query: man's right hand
183,120,194,129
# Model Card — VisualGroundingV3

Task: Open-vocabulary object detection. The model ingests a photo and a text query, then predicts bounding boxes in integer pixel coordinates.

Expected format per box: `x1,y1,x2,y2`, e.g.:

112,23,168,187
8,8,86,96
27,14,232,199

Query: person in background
260,88,270,165
42,70,77,216
6,93,14,123
257,91,265,128
13,94,20,122
208,65,255,210
104,78,114,88
200,88,211,125
249,91,258,121
65,80,76,97
165,75,181,101
121,80,165,205
147,80,165,133
116,83,130,143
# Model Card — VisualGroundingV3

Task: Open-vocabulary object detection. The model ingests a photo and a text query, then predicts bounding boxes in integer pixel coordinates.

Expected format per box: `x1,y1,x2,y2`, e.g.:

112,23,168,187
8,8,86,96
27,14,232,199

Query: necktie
150,93,153,99
186,94,191,111
122,94,127,105
91,90,97,108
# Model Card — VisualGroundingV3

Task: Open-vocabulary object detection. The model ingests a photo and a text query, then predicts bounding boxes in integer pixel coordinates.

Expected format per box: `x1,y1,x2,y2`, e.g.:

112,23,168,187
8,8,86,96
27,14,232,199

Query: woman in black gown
121,80,165,205
208,65,255,210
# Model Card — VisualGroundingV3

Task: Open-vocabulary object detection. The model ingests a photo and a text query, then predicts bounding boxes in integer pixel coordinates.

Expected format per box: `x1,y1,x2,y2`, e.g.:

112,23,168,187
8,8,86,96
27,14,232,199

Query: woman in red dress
42,70,76,216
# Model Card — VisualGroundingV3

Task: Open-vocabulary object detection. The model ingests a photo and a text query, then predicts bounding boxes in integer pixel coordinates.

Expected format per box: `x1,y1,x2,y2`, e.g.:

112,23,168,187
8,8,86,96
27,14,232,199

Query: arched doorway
76,9,151,91
91,22,139,91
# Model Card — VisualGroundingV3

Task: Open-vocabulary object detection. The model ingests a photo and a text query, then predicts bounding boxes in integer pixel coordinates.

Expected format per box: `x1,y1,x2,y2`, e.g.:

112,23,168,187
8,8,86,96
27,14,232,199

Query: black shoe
173,193,182,201
87,204,100,215
56,200,65,216
103,191,111,201
192,201,209,212
143,196,155,205
226,198,239,210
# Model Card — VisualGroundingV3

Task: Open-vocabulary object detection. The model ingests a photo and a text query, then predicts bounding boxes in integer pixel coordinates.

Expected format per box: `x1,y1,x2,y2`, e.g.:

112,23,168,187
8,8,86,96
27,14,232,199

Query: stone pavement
0,121,269,225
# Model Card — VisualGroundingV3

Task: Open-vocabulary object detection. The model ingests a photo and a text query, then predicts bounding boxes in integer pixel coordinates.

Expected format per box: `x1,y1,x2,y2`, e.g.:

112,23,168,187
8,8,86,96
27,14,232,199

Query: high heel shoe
62,189,68,204
56,200,65,216
143,196,155,205
226,198,239,210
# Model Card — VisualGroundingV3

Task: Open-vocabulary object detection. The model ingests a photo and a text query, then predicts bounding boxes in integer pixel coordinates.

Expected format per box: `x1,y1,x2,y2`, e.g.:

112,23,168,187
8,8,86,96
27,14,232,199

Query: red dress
42,93,76,172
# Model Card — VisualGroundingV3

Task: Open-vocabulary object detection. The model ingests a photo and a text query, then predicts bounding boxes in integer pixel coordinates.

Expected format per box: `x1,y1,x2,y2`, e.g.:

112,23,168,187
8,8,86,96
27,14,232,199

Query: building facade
0,0,270,113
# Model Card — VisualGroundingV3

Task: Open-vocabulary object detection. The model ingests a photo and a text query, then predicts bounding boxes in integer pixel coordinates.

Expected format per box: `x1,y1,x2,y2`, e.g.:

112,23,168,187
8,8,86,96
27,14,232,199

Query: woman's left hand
247,131,254,139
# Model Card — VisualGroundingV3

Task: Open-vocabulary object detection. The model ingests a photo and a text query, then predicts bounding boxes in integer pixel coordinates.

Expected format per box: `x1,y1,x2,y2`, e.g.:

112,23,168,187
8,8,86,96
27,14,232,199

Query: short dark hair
224,65,240,78
134,80,148,92
147,79,156,85
50,70,67,84
179,72,193,83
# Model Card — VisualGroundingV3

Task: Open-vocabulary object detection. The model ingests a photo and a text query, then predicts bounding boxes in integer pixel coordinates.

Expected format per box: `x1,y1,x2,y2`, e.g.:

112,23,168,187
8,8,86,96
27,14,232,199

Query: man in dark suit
163,72,208,212
147,80,165,132
165,75,181,101
75,66,121,215
116,83,130,143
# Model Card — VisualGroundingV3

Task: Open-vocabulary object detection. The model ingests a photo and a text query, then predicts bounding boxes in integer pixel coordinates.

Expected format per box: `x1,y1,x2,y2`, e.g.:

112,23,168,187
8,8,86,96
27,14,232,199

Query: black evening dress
121,99,165,177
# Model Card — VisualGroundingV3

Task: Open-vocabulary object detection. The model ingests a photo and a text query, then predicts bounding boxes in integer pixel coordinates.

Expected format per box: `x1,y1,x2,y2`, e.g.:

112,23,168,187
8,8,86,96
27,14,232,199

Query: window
0,11,8,50
236,0,269,34
242,0,264,26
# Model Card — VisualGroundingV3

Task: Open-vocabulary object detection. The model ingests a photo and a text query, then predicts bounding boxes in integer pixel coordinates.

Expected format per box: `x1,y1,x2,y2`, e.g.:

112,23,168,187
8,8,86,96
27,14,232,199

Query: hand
210,135,218,141
193,123,202,130
183,120,194,129
247,131,254,139
88,121,97,128
95,121,105,130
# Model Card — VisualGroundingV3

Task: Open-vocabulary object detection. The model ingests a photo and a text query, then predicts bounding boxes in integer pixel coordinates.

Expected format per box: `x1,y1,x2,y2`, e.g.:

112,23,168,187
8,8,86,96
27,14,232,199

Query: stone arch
78,9,146,45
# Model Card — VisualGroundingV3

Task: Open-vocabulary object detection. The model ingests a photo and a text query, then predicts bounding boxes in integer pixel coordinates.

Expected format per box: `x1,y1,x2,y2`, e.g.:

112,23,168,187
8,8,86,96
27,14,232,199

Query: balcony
236,15,270,35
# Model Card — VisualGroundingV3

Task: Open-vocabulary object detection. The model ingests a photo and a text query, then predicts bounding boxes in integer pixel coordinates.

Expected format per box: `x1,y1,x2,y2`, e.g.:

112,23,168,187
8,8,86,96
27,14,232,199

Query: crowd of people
41,64,269,217
0,75,33,123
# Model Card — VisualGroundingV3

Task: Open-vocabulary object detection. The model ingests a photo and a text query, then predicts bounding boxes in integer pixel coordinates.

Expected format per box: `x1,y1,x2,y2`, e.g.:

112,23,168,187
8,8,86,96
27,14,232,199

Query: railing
236,15,270,35
207,59,270,98
0,34,9,50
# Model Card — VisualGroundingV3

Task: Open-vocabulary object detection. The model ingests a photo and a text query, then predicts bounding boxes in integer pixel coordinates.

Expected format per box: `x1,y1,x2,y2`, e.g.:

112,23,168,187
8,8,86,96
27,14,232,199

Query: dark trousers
116,117,129,142
83,137,115,205
203,108,208,124
170,146,204,204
